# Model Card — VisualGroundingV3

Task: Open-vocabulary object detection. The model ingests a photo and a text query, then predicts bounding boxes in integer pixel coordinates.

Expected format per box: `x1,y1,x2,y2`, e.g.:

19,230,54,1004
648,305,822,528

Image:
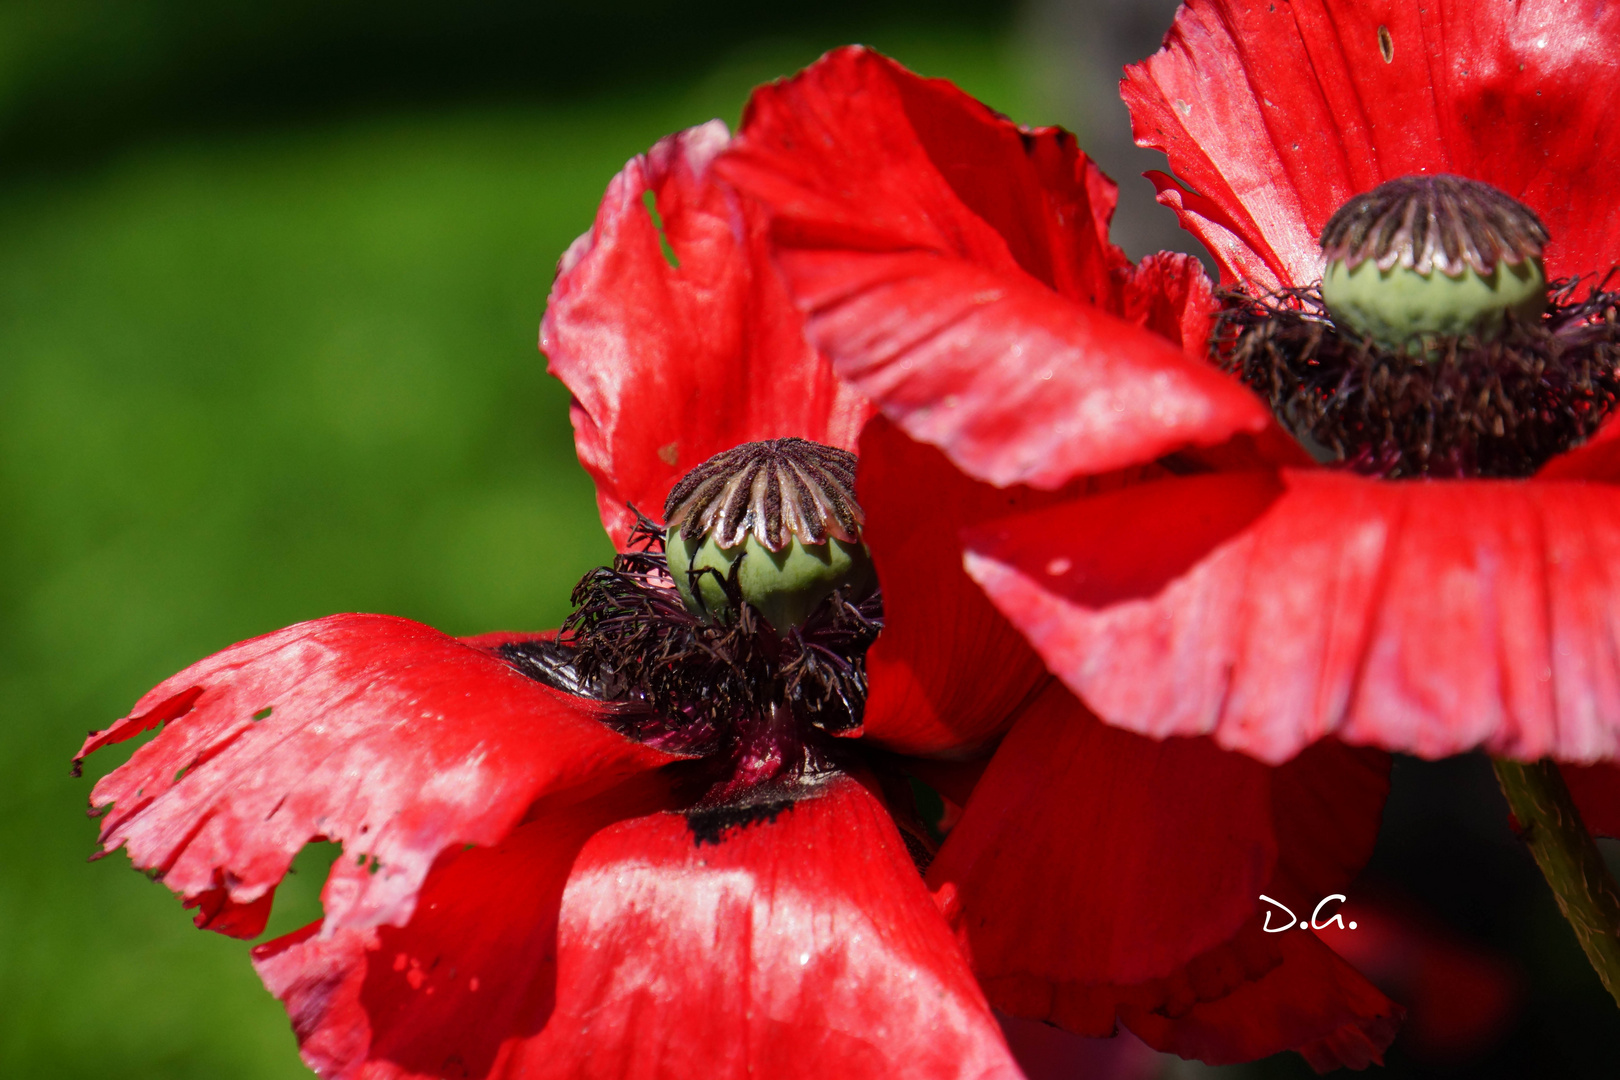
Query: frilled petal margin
1122,0,1620,289
75,615,676,937
716,45,1274,491
542,119,870,549
1120,923,1402,1072
963,469,1620,765
252,773,1023,1080
927,681,1396,1068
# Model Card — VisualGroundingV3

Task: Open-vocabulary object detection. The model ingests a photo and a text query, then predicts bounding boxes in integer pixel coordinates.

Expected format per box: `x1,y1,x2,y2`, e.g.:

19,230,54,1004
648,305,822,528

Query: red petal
253,776,671,1079
256,773,1022,1080
77,614,675,935
1267,739,1391,905
856,417,1053,756
724,48,1129,306
1119,922,1402,1071
965,469,1620,764
455,629,557,651
1119,251,1218,358
1565,761,1620,839
1123,0,1620,288
542,121,871,549
718,45,1272,489
928,683,1276,991
183,885,279,939
929,683,1396,1066
995,1018,1165,1080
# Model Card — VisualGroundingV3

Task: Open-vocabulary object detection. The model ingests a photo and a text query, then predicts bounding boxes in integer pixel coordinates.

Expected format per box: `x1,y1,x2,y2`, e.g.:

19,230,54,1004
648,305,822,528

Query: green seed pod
1318,174,1549,352
665,531,875,634
662,438,876,633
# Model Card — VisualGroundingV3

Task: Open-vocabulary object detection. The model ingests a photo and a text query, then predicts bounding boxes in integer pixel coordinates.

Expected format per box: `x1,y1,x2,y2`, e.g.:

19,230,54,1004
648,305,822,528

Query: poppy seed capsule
662,438,876,633
1319,174,1549,351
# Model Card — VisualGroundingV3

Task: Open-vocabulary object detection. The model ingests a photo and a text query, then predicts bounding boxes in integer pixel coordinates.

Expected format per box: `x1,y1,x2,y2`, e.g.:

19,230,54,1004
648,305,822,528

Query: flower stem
1492,757,1620,1007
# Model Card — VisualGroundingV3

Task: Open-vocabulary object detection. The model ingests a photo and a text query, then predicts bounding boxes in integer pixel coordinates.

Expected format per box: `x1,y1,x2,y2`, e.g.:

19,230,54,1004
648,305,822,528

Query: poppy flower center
663,438,877,634
501,439,882,803
1214,174,1620,478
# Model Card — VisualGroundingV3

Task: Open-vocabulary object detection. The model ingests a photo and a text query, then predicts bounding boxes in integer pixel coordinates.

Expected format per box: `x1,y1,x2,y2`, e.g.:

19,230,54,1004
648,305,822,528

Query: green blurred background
3,2,1617,1077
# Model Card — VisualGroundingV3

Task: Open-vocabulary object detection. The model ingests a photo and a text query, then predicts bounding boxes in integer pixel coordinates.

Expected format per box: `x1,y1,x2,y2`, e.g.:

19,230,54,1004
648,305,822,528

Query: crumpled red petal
1119,921,1403,1072
964,468,1620,765
1118,251,1218,357
928,682,1276,990
927,680,1396,1067
1123,0,1620,289
542,120,871,549
76,614,676,938
855,417,1054,756
1266,739,1391,908
254,773,1023,1080
251,772,676,1080
717,45,1272,490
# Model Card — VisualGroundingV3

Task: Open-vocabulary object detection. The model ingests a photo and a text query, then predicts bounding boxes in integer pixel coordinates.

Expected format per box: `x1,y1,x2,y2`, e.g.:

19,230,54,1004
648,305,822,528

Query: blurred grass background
2,2,1617,1078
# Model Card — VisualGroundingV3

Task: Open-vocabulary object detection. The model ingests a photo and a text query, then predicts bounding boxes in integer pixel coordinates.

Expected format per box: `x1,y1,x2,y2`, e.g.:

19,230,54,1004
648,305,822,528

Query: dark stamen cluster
1214,278,1620,478
502,513,881,770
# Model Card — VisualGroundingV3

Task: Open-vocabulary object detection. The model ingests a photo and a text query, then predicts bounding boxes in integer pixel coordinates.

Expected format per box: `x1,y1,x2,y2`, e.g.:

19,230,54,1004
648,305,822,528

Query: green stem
1492,757,1620,1007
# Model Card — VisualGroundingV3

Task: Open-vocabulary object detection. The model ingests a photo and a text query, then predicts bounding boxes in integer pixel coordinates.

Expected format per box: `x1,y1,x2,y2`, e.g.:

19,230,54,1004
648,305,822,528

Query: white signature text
1259,893,1358,932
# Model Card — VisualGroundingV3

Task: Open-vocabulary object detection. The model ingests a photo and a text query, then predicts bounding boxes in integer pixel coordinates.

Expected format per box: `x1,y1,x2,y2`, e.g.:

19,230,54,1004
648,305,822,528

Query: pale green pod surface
1322,256,1547,352
666,529,875,634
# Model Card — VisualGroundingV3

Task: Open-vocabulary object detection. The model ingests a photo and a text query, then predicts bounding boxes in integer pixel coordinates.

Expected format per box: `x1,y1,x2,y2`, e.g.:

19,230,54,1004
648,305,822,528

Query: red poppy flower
716,6,1620,777
78,91,1400,1079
